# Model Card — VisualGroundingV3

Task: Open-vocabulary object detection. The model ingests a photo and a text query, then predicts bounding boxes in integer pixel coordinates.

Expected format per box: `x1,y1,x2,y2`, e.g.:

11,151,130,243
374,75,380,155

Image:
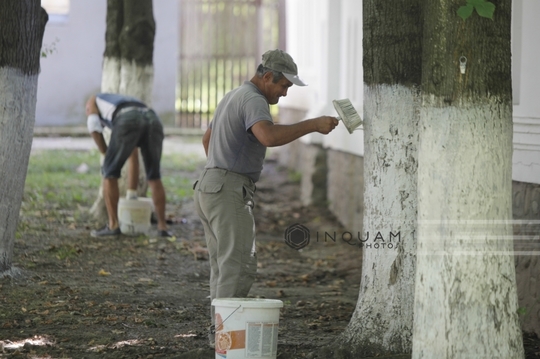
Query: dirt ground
1,142,539,359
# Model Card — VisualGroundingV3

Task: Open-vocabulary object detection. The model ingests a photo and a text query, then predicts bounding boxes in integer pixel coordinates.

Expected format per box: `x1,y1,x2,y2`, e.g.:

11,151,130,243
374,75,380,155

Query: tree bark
90,0,156,222
327,1,422,357
412,1,524,357
0,0,48,275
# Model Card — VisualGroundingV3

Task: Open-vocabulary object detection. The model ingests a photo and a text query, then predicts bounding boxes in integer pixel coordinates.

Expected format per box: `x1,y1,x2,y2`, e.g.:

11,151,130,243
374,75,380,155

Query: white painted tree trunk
340,84,418,355
101,57,154,103
412,102,524,358
0,68,38,276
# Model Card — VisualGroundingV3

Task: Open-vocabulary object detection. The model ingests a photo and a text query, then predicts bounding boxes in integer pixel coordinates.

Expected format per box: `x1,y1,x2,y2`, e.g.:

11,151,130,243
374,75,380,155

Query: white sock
126,189,138,199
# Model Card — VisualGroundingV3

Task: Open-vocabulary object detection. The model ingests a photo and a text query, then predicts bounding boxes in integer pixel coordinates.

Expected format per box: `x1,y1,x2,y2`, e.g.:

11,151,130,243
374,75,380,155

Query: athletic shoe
91,225,121,237
158,230,175,239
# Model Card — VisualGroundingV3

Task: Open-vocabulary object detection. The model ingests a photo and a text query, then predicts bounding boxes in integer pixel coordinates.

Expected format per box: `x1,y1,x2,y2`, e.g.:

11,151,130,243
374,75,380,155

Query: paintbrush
333,99,363,134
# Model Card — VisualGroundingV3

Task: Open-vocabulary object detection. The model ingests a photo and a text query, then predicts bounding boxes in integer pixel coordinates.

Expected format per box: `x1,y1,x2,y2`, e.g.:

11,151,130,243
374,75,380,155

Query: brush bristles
333,99,363,134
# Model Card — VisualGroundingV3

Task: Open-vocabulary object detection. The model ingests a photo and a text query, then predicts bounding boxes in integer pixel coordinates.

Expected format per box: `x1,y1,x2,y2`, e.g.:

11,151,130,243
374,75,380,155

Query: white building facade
37,0,179,126
281,0,539,208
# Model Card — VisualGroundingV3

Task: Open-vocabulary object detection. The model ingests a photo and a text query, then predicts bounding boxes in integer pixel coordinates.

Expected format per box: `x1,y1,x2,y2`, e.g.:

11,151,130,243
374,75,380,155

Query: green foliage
457,0,495,20
41,37,60,58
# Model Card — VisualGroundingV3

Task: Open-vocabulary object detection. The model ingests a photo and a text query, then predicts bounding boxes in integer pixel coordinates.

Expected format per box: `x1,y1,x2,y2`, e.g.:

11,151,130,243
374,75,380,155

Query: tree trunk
412,1,524,358
0,0,48,276
90,0,156,222
328,1,422,357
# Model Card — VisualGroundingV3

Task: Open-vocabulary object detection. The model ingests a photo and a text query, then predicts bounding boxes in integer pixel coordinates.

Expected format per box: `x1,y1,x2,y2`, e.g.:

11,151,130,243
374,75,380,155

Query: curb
33,126,205,137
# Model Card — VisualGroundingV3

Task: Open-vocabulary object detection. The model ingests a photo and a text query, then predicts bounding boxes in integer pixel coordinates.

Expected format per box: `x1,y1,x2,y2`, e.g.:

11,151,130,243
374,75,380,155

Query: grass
51,245,81,260
157,152,204,203
23,150,204,207
18,149,206,234
23,150,102,213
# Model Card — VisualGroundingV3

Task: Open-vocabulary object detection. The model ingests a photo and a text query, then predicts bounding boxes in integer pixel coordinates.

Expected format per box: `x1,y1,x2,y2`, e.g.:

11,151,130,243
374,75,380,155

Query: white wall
37,0,105,125
512,0,540,185
324,0,364,157
37,0,178,126
284,0,364,154
285,0,540,185
151,0,179,117
281,0,326,112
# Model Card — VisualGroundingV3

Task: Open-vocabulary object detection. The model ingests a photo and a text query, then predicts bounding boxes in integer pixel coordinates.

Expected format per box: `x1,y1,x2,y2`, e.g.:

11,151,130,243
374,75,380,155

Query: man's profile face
264,76,293,105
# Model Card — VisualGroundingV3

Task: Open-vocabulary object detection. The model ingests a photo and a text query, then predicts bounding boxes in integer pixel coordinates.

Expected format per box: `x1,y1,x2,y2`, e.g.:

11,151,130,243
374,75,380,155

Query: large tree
327,1,423,357
412,1,523,357
326,0,524,357
90,0,156,222
0,0,48,276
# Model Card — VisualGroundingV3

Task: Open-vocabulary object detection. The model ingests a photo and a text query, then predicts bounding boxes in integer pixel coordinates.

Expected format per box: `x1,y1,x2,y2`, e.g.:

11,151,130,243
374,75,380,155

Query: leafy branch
41,37,60,58
457,0,495,20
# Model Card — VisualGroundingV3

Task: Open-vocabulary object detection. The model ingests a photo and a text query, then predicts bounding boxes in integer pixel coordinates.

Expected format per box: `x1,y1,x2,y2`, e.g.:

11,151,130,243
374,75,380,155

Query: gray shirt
205,81,273,182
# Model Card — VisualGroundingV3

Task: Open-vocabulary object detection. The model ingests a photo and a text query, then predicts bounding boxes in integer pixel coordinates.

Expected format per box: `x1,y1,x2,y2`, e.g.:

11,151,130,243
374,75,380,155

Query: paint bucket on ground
212,298,283,359
118,198,153,235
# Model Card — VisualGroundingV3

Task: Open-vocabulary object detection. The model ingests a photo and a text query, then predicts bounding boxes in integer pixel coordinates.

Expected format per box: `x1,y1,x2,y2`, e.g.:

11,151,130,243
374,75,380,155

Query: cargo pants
193,168,258,327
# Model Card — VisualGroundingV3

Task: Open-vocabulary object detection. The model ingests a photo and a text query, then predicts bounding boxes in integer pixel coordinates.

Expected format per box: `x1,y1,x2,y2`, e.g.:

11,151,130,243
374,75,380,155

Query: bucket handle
210,304,242,334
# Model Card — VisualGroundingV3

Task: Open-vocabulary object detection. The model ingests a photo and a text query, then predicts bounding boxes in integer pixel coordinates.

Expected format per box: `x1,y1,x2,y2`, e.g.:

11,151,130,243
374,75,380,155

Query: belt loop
201,168,209,181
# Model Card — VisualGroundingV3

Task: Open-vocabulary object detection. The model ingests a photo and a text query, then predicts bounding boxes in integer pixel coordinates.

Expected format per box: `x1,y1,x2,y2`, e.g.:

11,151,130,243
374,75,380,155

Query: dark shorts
102,108,164,180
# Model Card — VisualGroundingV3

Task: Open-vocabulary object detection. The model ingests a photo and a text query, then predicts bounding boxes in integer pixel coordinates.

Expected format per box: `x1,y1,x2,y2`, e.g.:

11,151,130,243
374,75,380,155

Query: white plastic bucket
212,298,283,359
117,198,153,236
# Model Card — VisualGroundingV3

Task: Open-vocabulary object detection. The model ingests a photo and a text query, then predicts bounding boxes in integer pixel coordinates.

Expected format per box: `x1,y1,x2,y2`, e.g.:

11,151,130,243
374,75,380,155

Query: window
41,0,70,22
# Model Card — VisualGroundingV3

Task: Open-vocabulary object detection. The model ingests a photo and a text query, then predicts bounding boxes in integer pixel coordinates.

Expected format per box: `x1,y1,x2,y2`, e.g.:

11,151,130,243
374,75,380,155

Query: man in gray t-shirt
204,81,272,182
193,49,339,347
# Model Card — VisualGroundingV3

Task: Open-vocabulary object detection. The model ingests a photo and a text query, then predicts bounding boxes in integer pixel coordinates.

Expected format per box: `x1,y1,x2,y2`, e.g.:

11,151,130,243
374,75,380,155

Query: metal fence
177,0,285,128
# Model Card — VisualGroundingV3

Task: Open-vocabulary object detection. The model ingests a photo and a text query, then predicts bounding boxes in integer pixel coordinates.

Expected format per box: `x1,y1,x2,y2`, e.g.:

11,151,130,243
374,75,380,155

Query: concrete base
514,181,540,338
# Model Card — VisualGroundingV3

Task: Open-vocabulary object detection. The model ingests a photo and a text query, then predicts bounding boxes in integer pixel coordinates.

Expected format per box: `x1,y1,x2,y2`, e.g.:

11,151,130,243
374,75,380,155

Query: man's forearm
257,121,317,147
91,132,107,154
251,116,338,147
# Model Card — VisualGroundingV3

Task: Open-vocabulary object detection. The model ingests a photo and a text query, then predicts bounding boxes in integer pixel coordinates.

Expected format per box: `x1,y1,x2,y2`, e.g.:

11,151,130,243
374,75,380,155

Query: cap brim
283,73,307,86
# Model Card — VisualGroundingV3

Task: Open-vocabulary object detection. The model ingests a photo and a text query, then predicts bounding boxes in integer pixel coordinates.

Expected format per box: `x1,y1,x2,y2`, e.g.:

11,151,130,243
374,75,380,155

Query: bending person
86,93,172,238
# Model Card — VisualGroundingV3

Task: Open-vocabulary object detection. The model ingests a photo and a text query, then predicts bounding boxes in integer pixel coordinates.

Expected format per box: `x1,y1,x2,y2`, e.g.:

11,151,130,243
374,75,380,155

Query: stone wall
326,150,364,232
514,181,540,220
513,181,540,337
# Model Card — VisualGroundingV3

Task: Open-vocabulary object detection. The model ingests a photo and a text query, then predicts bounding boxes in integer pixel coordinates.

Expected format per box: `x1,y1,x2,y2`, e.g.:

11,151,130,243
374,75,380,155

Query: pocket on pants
198,180,223,194
242,184,255,208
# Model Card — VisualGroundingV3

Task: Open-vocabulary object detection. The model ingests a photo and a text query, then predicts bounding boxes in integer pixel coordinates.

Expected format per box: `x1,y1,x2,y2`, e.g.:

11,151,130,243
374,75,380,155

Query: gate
177,0,285,129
